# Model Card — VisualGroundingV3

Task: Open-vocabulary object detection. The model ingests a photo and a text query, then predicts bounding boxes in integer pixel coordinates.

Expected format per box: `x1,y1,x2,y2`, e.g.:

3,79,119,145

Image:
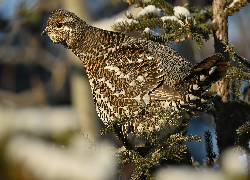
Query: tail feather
175,53,227,107
184,53,227,82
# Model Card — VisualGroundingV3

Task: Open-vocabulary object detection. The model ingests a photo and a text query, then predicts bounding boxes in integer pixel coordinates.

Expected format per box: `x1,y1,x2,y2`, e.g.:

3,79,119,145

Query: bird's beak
41,30,48,36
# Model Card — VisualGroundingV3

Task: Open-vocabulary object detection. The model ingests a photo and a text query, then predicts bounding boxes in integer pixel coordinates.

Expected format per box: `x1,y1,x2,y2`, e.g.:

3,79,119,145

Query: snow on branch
143,27,160,36
113,18,139,25
173,6,190,18
161,16,184,26
225,0,248,16
137,5,161,17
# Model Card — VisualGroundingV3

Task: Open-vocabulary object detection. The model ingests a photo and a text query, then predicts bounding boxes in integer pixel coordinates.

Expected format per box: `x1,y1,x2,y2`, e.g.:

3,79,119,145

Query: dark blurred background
0,0,250,166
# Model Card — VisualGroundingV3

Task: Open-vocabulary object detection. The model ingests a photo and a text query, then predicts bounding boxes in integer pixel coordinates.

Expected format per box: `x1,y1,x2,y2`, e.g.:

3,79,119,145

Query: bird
42,9,227,142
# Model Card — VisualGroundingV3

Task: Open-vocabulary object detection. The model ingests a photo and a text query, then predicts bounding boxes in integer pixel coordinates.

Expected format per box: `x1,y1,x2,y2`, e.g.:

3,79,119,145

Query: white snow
173,6,190,18
125,11,131,16
161,16,179,22
143,27,150,33
137,5,161,17
161,16,184,26
143,27,160,36
127,19,139,24
113,18,125,24
228,0,241,8
113,18,138,25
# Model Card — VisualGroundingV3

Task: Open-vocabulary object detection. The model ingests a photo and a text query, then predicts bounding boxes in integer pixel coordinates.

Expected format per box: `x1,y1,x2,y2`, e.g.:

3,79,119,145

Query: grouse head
42,9,86,49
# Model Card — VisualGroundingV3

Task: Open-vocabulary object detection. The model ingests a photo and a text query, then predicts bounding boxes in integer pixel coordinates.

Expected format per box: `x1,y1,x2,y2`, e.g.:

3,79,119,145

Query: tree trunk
213,0,230,102
213,0,230,155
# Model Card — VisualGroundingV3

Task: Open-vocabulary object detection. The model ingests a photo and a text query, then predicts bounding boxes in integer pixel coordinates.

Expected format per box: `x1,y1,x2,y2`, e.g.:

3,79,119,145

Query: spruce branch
183,3,200,14
137,17,163,30
114,2,218,48
125,0,151,8
124,0,174,15
137,12,162,21
234,53,250,70
112,18,163,33
125,11,135,19
211,96,250,154
128,133,200,179
113,130,201,179
101,116,134,150
166,133,202,146
225,0,249,17
236,119,250,151
237,120,250,136
224,43,250,70
150,0,174,15
226,64,250,81
204,130,216,167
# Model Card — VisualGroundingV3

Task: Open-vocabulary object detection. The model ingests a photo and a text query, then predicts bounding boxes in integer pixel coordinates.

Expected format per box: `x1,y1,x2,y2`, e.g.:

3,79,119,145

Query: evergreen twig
225,0,249,17
204,130,216,167
237,120,250,136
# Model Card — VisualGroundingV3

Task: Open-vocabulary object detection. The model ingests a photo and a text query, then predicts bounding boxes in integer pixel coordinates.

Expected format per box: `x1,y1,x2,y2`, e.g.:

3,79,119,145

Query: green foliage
204,130,216,167
113,131,201,179
125,0,174,15
237,120,250,136
113,1,219,48
102,106,202,179
236,120,250,151
222,43,250,100
101,115,134,150
225,0,249,17
211,96,250,154
226,64,250,82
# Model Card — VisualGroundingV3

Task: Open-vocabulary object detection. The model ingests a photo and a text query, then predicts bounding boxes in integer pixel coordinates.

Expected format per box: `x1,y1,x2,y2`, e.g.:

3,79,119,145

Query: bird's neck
72,24,127,56
69,23,129,77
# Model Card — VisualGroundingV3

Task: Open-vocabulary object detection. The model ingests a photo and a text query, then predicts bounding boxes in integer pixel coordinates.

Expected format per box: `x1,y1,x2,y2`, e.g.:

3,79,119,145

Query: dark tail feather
174,53,227,111
183,53,227,94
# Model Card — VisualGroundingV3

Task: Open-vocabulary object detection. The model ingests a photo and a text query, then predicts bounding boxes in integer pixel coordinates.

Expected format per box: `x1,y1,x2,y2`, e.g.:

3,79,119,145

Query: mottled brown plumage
42,9,227,140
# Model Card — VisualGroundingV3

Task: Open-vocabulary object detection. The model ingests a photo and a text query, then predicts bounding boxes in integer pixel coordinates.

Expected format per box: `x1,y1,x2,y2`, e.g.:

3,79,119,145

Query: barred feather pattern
42,9,227,140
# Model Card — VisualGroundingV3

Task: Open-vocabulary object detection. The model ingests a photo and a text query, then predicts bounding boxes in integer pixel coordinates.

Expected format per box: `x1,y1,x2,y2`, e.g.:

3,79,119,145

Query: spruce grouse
42,9,227,140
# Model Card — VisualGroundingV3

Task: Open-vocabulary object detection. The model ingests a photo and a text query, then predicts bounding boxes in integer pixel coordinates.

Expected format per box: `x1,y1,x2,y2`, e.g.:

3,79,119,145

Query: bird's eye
56,22,63,28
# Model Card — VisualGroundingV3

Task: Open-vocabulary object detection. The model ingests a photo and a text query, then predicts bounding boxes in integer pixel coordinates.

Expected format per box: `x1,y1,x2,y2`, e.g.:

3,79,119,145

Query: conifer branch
114,2,223,48
234,53,250,70
125,0,174,15
236,119,250,151
237,120,250,136
226,64,250,81
101,116,134,150
204,130,216,167
225,0,249,17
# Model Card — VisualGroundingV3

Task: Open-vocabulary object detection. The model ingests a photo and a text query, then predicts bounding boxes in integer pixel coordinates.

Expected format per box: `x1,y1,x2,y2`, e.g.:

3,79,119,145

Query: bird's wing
102,40,182,104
